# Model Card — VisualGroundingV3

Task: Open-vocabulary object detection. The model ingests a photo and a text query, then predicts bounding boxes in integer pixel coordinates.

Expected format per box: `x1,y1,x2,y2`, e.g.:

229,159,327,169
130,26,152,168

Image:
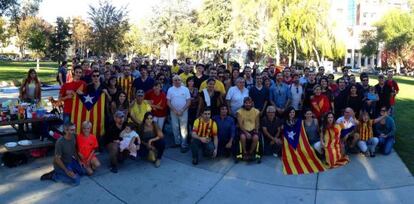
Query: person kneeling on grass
41,123,84,185
119,123,141,159
191,108,218,165
77,121,101,176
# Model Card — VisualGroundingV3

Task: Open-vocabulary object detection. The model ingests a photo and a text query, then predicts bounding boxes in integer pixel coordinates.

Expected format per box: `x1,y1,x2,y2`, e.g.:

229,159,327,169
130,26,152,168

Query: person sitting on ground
76,121,100,176
336,107,359,153
191,108,218,165
138,112,165,168
119,123,141,159
374,106,396,155
236,97,260,161
261,106,282,157
357,111,386,157
40,123,84,185
212,105,236,157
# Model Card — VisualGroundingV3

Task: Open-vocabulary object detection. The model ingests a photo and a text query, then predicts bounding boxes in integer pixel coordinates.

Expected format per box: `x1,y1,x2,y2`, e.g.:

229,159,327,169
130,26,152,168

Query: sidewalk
1,148,413,204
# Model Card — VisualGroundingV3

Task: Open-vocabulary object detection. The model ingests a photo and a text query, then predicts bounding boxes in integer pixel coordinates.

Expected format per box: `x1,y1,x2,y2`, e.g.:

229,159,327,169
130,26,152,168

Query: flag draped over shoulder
324,124,350,168
71,90,105,137
282,119,326,175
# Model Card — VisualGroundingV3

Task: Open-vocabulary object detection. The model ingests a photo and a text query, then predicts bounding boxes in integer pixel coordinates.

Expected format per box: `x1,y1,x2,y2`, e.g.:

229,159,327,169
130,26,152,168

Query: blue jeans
378,136,395,155
170,110,188,148
63,113,71,125
53,158,85,185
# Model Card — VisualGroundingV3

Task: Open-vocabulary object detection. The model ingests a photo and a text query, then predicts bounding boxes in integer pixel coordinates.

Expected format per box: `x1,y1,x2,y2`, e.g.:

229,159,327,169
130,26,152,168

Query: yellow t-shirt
199,79,226,95
179,72,194,84
171,65,180,74
237,108,260,131
129,101,151,124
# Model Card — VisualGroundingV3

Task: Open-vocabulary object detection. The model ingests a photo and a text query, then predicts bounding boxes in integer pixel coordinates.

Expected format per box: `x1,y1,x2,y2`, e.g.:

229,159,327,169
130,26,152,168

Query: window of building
361,57,365,66
347,58,351,64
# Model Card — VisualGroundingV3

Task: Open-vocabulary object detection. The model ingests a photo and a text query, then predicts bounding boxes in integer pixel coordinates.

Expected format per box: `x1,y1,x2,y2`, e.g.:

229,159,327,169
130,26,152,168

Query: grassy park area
0,61,412,174
0,61,58,85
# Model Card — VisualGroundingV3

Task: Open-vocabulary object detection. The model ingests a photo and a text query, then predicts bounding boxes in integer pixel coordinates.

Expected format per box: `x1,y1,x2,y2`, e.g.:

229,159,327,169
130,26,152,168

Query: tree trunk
275,46,280,66
313,45,321,66
293,41,297,66
36,58,40,71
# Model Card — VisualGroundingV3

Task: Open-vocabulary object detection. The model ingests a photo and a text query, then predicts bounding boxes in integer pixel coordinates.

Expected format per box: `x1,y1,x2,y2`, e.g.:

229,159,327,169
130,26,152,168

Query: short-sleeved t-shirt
199,79,226,95
261,117,281,137
226,86,249,115
53,136,77,170
129,101,152,124
76,133,98,158
167,86,191,110
336,116,356,129
144,89,168,117
179,72,194,84
59,80,87,114
237,108,260,132
192,118,217,138
58,66,67,84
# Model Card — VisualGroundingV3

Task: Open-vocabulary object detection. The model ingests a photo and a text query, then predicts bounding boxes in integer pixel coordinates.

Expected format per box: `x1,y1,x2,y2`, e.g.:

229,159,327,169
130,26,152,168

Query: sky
38,0,203,24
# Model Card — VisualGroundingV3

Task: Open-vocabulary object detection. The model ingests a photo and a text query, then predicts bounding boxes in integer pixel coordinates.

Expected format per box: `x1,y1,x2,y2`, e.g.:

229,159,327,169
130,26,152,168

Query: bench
0,139,54,154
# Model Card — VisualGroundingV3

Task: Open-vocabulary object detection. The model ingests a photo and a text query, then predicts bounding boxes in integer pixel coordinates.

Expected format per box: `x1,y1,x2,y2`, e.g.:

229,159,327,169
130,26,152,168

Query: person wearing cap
129,89,152,127
104,111,127,173
375,74,392,116
236,97,261,161
167,75,191,152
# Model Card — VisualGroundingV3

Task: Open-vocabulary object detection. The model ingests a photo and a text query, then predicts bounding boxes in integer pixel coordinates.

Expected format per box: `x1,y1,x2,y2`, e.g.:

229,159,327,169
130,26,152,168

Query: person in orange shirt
76,121,100,175
191,108,218,165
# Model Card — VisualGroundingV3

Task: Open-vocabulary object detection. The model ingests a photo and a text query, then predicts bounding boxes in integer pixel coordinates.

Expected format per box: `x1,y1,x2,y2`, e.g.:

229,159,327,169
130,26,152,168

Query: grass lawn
0,61,59,85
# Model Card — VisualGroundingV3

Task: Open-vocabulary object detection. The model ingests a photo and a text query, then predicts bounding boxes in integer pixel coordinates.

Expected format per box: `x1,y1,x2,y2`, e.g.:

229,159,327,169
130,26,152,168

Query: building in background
340,0,410,71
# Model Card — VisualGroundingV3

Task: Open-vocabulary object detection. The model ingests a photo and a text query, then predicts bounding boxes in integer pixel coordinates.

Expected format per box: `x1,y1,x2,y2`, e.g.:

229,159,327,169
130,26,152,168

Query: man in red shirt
386,69,399,116
59,65,86,124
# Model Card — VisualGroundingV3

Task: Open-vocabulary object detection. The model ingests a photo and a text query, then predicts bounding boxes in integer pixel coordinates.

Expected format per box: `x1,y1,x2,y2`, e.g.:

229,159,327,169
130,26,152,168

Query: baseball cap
114,111,125,118
136,89,145,96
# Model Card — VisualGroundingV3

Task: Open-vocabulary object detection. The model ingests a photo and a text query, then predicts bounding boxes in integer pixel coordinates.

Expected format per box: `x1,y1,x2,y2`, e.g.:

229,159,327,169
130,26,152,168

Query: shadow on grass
0,61,58,68
394,77,414,86
394,98,414,175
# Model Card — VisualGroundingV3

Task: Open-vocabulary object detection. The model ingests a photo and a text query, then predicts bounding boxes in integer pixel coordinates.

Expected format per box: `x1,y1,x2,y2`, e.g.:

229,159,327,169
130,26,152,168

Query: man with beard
236,97,261,162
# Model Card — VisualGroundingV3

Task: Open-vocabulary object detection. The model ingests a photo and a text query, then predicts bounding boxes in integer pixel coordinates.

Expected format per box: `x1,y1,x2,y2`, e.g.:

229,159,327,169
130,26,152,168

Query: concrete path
1,148,413,204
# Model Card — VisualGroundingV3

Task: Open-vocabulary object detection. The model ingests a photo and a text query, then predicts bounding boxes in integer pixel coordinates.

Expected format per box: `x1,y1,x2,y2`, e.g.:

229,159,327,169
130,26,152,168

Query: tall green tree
0,0,18,16
49,17,71,64
375,10,414,72
88,0,129,56
360,30,379,64
175,10,202,59
71,16,92,59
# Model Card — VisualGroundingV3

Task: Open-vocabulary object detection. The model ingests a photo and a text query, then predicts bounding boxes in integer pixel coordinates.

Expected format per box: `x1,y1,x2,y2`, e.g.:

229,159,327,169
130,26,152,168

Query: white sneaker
273,153,278,158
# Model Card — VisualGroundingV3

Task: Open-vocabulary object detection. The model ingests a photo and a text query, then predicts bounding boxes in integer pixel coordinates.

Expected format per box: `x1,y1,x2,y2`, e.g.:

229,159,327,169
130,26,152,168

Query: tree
197,0,233,62
71,16,92,59
0,16,11,47
176,10,202,59
375,10,414,72
88,0,129,56
49,17,71,64
360,30,379,65
20,16,51,69
0,0,17,16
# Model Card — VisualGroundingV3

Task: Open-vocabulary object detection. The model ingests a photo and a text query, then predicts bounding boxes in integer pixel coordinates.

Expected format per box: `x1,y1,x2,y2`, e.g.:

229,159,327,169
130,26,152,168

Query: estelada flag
282,119,326,175
70,90,105,137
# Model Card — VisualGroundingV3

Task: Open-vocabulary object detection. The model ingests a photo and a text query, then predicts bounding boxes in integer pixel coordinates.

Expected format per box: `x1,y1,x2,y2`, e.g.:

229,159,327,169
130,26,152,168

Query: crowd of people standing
40,57,398,185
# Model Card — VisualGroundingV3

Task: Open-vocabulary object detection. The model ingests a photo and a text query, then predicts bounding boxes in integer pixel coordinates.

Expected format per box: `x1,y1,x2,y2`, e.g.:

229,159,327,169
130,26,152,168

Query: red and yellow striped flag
70,91,106,137
118,76,133,100
282,120,326,175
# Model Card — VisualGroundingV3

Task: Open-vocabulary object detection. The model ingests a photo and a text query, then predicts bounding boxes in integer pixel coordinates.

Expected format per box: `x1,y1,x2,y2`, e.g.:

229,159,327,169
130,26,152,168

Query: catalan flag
324,124,350,168
118,76,133,100
71,90,106,137
282,120,326,175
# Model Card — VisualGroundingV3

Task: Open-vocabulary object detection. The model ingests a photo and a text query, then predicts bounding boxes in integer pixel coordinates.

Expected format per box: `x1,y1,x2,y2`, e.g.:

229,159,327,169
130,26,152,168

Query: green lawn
0,61,59,85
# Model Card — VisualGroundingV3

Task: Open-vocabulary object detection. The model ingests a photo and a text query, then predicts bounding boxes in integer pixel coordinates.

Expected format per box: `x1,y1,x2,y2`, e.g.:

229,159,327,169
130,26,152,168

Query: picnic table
0,116,62,153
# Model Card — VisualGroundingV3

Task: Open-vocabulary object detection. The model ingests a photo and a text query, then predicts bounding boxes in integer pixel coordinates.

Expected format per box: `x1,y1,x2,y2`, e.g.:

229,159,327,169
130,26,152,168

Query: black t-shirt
261,117,282,140
193,75,208,90
104,122,126,145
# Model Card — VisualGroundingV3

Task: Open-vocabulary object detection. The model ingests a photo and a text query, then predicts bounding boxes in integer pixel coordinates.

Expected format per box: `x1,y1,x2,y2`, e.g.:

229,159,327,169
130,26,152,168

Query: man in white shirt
336,107,359,153
226,77,249,116
289,74,304,111
167,75,191,152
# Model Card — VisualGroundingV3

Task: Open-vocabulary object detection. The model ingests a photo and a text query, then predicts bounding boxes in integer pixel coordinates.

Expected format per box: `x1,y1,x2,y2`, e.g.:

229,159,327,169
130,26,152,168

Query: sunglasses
92,75,100,77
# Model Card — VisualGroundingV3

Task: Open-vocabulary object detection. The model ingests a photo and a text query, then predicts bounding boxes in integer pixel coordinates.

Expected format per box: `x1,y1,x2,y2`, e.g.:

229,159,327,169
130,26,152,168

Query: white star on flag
288,131,295,140
84,95,94,104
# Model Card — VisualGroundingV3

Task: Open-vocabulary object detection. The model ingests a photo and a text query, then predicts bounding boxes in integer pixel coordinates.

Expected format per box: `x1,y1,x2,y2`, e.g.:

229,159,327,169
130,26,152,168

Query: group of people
39,57,398,185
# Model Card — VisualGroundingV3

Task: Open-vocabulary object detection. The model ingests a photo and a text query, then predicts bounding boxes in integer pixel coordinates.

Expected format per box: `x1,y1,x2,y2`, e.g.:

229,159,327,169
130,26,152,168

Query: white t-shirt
336,116,356,129
289,84,303,110
120,130,139,150
226,86,249,115
167,85,191,110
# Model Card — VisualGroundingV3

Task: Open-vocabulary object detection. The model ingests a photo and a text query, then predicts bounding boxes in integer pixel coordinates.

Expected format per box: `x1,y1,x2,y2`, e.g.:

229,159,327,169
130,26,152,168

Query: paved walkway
1,148,413,204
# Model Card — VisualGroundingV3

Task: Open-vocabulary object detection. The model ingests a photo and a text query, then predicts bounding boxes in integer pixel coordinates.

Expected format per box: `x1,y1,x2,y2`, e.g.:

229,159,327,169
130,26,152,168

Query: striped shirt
192,118,217,138
359,120,374,141
118,76,133,99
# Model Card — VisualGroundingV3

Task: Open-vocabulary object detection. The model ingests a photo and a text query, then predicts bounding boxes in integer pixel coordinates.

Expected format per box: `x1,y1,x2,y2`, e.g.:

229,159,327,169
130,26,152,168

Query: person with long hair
20,68,41,102
346,84,363,118
198,78,223,117
144,82,168,130
310,85,331,120
314,112,349,169
111,91,129,119
138,112,165,168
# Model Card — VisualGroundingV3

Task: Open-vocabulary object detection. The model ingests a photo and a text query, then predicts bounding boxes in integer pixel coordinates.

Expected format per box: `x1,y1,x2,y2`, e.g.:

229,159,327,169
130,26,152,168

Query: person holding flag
281,107,325,175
